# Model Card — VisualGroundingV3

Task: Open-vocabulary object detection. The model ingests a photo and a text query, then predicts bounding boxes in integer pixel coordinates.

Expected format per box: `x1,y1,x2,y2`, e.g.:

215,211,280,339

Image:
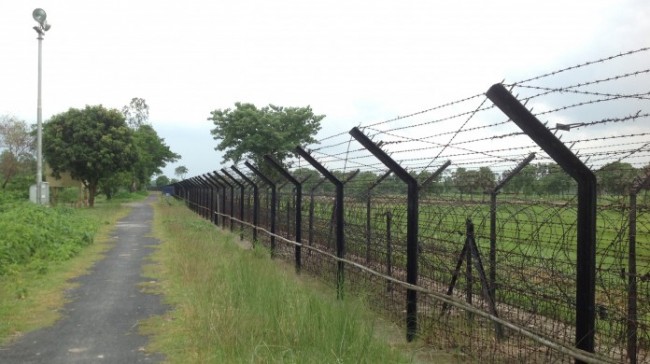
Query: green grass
141,198,456,363
0,192,146,344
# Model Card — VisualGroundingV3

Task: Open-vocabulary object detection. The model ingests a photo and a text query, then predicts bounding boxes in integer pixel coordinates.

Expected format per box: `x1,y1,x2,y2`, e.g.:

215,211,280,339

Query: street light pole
32,8,51,205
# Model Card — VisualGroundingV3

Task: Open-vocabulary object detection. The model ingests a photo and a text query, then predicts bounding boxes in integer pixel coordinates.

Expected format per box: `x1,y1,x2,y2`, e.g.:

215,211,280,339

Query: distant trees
595,161,638,195
155,175,170,187
503,165,537,195
0,115,34,189
272,161,647,199
451,167,495,199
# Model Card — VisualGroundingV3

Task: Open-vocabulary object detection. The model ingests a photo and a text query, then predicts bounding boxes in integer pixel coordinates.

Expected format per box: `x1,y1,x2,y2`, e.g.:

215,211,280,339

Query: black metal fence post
188,178,200,213
222,169,245,241
213,171,235,232
296,146,351,299
245,161,277,257
386,210,393,292
418,160,452,191
487,83,597,359
204,174,216,224
197,175,211,219
207,173,224,227
178,180,189,205
488,153,535,300
210,172,229,228
350,126,419,342
308,178,327,252
466,219,473,318
204,173,222,226
367,171,392,263
264,155,303,273
232,166,259,243
627,173,650,364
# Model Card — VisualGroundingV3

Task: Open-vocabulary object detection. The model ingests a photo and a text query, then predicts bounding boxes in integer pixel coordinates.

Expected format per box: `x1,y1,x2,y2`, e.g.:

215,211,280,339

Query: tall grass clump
144,199,413,363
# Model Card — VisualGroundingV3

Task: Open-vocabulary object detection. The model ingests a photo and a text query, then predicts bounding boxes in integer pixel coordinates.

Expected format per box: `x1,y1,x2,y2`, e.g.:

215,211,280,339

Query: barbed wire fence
173,46,650,363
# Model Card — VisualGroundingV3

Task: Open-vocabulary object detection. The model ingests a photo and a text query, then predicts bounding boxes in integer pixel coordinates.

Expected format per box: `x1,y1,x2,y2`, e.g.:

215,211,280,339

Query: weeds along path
0,195,166,364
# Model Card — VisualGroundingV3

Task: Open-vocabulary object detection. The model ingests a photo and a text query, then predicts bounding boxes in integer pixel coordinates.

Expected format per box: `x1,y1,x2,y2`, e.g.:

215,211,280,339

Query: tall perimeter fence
172,47,650,363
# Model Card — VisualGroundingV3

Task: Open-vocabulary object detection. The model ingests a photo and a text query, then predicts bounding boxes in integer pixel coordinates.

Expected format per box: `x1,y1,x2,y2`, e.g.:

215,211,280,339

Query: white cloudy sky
1,1,647,178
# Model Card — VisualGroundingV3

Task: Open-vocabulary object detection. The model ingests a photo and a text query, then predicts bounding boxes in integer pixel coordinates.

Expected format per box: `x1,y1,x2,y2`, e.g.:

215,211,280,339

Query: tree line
204,102,648,199
250,162,648,199
0,98,180,206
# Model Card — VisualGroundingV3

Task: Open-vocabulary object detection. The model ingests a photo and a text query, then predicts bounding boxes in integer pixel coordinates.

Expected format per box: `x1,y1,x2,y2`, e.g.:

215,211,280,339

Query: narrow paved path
0,196,166,363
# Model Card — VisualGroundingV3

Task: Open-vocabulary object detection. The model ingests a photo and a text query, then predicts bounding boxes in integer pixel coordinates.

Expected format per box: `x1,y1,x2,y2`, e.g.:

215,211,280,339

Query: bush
0,202,97,275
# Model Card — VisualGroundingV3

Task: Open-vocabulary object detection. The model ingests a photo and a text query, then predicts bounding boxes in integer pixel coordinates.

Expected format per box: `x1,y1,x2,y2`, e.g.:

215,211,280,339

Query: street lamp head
32,8,51,31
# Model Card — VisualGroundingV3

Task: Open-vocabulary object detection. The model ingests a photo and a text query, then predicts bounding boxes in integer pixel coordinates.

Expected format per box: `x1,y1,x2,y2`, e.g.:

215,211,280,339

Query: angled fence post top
213,171,232,187
221,168,243,187
486,84,596,184
486,82,597,356
206,172,224,187
245,161,275,186
264,154,299,185
419,160,451,191
202,174,219,188
492,153,536,193
349,127,417,186
295,146,342,186
369,170,392,190
231,165,255,186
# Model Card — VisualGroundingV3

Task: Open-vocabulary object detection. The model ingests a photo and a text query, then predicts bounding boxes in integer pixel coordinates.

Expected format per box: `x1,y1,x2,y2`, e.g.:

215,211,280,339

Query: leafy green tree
452,167,480,199
0,115,34,189
131,125,180,190
174,165,188,180
99,171,131,199
477,167,496,192
503,164,537,195
209,103,324,173
155,175,171,187
120,98,179,190
43,105,138,207
537,163,574,196
595,161,638,195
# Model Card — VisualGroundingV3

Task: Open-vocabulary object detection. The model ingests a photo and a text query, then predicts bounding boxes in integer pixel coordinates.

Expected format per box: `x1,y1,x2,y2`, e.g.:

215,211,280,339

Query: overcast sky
1,1,647,178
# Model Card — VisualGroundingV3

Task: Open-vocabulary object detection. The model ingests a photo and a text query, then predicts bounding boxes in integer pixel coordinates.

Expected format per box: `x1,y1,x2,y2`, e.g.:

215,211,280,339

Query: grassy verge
0,196,142,344
142,198,444,363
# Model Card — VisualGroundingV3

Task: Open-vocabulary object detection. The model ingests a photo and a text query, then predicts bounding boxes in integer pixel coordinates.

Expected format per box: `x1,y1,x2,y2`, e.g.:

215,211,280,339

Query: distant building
44,165,87,206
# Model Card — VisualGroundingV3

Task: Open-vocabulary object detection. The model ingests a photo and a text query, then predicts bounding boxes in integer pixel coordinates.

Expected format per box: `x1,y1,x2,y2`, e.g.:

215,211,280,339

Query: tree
99,171,131,199
477,167,496,193
120,98,179,191
537,163,574,195
452,167,480,199
131,125,180,190
122,97,150,129
174,165,188,180
155,175,170,187
43,105,138,207
209,103,324,172
503,164,537,195
596,161,638,195
0,115,34,189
